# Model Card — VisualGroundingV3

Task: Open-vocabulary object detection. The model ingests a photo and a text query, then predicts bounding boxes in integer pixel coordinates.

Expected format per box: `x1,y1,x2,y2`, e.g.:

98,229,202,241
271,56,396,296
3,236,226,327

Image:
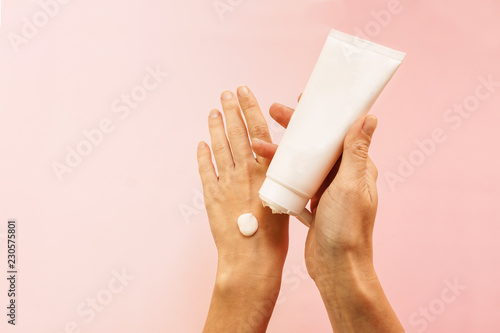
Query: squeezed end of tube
260,197,312,228
260,199,290,215
259,177,312,227
259,177,309,216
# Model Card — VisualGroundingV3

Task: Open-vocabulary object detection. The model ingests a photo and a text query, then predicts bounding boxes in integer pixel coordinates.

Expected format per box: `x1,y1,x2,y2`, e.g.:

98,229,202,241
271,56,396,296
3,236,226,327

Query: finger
269,103,295,129
208,109,234,174
237,85,272,164
251,138,278,161
336,114,377,182
220,91,254,164
237,85,272,142
197,141,218,189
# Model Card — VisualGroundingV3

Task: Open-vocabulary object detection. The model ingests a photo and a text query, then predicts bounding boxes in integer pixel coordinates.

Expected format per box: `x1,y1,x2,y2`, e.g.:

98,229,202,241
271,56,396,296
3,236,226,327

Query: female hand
253,98,404,332
198,86,289,332
252,98,379,281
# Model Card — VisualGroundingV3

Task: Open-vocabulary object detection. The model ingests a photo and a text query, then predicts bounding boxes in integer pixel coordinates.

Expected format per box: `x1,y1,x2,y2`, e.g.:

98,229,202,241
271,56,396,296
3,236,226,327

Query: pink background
1,0,499,332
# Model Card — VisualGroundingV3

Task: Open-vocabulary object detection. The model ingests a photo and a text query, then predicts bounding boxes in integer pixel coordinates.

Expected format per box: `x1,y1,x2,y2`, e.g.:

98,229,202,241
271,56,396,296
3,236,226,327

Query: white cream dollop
237,213,259,237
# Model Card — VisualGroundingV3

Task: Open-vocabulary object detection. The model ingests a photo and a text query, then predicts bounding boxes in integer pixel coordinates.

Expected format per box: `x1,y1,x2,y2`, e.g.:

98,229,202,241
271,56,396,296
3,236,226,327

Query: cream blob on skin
237,213,259,237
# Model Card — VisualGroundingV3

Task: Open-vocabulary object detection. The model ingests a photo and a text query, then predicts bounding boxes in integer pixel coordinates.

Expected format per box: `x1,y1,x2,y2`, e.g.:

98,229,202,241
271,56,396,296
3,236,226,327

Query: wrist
215,259,282,294
216,248,286,280
203,256,282,333
212,262,282,324
310,251,405,332
311,248,376,291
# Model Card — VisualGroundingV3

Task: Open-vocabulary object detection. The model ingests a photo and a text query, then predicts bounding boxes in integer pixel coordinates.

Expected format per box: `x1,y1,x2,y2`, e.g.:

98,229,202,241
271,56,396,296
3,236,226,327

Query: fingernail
238,85,249,96
209,109,219,119
362,115,377,136
198,142,206,149
221,91,233,101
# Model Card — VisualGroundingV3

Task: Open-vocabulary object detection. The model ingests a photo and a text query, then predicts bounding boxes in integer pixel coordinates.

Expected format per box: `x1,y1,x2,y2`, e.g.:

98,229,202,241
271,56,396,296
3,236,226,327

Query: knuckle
350,141,369,159
198,163,212,174
249,123,269,138
242,99,258,109
228,126,247,138
211,141,227,153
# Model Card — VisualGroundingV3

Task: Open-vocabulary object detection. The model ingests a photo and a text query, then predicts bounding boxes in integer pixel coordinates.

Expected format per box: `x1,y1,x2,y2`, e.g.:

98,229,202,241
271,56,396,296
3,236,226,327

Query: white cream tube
259,29,405,226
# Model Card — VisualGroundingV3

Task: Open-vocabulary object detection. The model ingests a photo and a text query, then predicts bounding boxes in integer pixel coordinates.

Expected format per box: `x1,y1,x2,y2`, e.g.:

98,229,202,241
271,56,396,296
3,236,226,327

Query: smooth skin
198,86,404,332
197,86,289,333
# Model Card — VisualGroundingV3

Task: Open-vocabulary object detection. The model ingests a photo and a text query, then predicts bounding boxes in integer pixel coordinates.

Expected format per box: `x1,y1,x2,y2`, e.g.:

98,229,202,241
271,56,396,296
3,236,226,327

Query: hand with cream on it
252,96,404,332
197,86,289,333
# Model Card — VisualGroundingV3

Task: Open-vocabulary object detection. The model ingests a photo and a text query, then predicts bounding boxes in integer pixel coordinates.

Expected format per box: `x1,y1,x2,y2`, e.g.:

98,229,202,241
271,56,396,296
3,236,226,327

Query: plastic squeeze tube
259,29,405,227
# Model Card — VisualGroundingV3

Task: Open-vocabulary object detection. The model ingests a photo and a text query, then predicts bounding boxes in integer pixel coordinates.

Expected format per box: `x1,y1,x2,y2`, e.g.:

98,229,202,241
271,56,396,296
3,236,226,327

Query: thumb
336,115,377,181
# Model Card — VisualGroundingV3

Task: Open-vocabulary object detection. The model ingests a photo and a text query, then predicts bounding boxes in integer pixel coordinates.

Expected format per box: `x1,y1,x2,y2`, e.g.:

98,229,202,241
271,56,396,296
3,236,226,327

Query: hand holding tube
252,100,405,332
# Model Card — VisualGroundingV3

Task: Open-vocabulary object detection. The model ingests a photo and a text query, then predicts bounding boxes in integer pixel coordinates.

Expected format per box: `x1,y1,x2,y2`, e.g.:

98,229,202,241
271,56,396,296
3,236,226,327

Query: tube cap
259,177,309,216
